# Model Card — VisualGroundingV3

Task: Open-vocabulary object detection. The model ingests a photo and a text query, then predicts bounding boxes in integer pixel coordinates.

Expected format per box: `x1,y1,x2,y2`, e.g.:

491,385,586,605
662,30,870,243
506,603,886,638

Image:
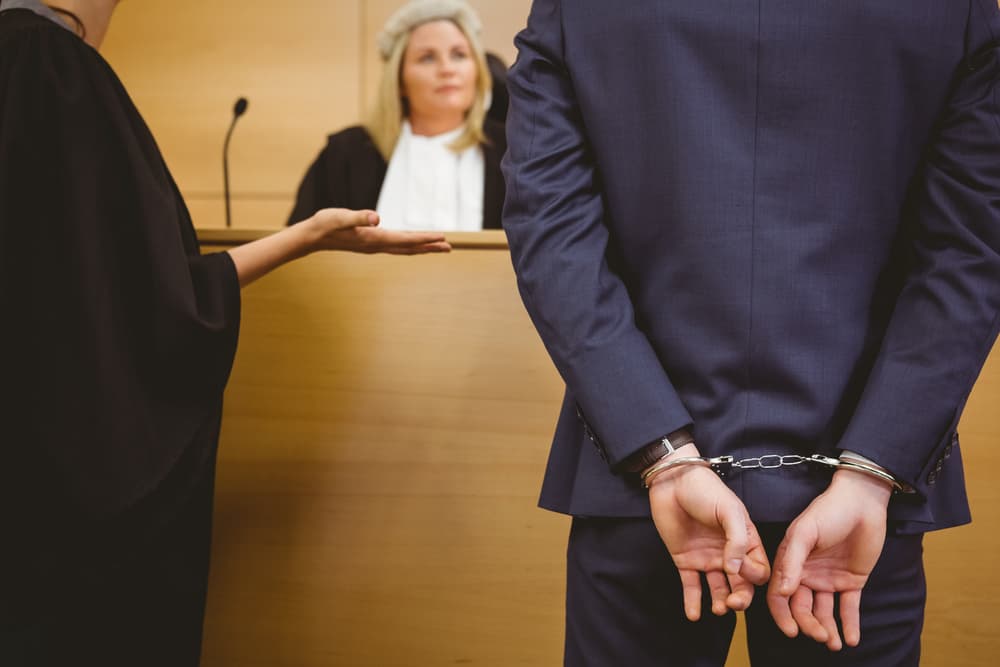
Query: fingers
767,523,815,640
766,584,798,638
385,241,452,254
389,232,447,245
725,520,767,611
361,229,448,248
740,530,772,586
772,524,813,596
678,569,703,622
789,586,829,644
715,500,749,576
724,572,754,612
705,570,732,616
315,208,379,229
814,591,842,651
839,589,862,647
767,581,854,652
771,586,845,650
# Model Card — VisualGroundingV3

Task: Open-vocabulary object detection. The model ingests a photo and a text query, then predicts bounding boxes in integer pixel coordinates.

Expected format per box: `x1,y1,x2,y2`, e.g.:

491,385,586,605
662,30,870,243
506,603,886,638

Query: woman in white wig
288,0,505,231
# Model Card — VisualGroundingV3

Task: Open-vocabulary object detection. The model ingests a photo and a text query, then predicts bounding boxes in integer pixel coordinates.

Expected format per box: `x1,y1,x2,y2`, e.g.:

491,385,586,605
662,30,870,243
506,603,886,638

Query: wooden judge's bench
198,229,1000,667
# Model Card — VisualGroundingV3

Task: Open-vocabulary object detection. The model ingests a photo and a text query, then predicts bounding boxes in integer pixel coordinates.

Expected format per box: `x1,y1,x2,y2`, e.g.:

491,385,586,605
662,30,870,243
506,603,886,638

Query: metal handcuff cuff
641,452,914,494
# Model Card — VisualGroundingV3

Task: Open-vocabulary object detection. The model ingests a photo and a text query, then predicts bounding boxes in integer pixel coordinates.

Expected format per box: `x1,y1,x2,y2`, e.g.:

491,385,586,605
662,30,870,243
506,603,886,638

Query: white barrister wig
376,0,483,61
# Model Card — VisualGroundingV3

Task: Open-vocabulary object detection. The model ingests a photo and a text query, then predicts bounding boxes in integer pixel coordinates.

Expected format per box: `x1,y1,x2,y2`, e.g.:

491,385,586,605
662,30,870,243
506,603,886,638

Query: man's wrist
641,443,702,487
619,427,695,473
836,451,911,494
830,468,893,505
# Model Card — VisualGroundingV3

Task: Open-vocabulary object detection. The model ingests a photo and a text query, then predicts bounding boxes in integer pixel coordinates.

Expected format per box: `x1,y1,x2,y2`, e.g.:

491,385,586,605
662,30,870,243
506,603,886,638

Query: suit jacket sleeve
501,0,692,468
837,0,1000,495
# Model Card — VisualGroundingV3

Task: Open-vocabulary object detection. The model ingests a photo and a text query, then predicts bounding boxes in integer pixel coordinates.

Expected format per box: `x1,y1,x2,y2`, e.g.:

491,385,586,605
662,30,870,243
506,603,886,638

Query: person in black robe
0,1,450,664
286,0,507,230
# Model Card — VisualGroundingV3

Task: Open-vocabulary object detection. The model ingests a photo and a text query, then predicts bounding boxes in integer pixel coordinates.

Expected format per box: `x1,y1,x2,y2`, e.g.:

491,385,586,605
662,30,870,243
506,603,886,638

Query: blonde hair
365,13,492,160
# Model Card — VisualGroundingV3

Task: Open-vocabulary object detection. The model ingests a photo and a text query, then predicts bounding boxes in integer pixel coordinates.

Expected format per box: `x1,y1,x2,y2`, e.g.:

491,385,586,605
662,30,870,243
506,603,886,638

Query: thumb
322,208,378,228
717,499,749,575
353,209,379,226
773,523,814,595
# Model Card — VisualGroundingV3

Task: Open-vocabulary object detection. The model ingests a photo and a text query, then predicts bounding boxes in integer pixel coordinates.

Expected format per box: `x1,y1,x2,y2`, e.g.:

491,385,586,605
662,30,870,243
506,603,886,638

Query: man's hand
648,445,771,621
766,470,892,651
309,209,452,255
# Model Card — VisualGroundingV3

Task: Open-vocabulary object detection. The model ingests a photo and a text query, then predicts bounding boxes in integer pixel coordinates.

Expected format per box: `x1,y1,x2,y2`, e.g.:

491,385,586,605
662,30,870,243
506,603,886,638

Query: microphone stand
223,97,248,228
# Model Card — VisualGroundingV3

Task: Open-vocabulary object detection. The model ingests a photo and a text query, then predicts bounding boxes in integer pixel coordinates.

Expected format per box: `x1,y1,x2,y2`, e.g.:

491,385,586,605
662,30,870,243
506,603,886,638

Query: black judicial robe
286,120,508,228
0,9,241,531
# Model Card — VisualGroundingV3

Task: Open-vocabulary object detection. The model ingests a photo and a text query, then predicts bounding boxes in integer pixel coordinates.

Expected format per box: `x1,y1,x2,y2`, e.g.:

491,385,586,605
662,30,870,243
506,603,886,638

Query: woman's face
400,20,477,127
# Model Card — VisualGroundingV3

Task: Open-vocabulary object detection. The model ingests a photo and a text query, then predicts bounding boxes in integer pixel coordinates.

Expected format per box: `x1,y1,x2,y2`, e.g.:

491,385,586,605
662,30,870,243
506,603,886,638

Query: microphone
223,97,249,228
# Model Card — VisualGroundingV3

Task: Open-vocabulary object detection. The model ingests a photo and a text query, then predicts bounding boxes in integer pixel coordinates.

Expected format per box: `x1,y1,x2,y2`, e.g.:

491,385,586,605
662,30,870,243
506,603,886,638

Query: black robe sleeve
0,11,240,521
286,139,334,226
286,127,387,226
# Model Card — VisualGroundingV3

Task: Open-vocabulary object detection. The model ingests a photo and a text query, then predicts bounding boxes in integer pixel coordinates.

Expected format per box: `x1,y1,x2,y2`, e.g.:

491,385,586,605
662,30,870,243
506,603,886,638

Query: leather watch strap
619,428,694,473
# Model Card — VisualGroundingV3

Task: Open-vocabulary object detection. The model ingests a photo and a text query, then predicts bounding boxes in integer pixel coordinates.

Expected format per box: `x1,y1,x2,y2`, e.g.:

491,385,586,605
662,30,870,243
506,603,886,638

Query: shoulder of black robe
0,10,241,523
286,126,387,225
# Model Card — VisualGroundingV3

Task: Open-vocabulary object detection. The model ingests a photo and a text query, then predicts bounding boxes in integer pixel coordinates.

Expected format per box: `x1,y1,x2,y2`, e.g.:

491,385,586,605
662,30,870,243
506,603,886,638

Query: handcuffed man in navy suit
502,1,1000,665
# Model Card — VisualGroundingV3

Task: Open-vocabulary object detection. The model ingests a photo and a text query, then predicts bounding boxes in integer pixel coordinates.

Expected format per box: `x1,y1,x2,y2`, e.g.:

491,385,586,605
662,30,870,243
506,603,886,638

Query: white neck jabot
376,121,484,232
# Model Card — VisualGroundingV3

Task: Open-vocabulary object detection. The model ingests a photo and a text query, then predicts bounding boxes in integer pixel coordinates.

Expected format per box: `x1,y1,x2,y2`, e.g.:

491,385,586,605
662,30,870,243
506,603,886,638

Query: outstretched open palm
310,208,452,254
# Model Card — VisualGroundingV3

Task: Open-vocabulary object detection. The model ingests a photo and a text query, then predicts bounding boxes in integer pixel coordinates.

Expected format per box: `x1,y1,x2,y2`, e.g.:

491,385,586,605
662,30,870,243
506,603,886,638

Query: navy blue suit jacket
502,0,1000,533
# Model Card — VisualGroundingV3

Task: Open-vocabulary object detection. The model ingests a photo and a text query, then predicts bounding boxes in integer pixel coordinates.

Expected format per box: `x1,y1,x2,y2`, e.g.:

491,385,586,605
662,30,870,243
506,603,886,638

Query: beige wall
100,0,531,230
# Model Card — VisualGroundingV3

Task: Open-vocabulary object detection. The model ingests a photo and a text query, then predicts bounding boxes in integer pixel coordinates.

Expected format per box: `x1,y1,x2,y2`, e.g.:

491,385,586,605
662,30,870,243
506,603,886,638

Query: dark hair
45,5,86,39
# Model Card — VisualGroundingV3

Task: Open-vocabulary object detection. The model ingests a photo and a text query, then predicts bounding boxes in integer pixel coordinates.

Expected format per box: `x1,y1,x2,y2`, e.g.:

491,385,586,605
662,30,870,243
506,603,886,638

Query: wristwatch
619,427,694,473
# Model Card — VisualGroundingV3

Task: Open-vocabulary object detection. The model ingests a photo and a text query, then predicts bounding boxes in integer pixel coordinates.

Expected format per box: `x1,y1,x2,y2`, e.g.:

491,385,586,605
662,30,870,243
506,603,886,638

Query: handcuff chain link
641,453,908,493
705,454,842,474
731,454,808,469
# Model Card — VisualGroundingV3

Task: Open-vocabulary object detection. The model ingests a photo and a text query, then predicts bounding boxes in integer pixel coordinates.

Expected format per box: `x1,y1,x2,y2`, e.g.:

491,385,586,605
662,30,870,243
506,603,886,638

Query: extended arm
228,209,450,288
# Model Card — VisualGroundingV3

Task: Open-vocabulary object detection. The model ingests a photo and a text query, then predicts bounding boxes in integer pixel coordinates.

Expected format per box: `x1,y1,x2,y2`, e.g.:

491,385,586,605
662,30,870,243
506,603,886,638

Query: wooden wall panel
200,239,567,666
186,197,300,231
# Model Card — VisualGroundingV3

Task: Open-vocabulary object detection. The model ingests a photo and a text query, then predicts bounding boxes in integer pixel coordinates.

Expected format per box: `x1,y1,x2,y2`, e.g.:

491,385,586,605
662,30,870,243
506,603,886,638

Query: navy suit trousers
565,517,925,667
